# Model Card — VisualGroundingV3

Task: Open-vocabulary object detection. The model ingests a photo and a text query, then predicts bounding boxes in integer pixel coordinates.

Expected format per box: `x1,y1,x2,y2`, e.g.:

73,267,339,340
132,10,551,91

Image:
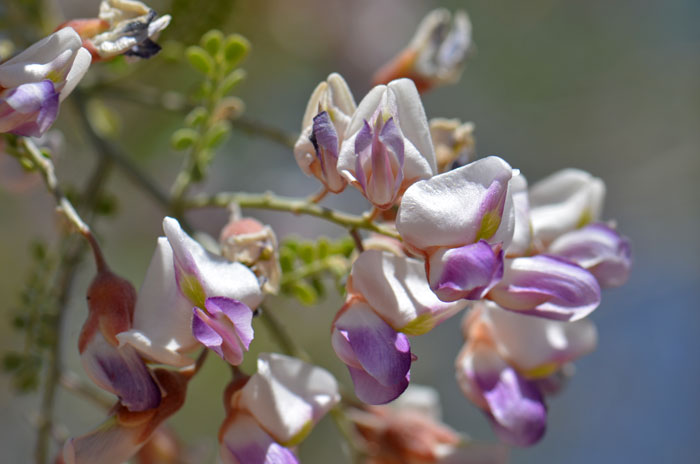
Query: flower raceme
117,217,263,367
294,73,356,194
332,250,467,404
219,353,340,463
0,28,91,137
337,78,436,210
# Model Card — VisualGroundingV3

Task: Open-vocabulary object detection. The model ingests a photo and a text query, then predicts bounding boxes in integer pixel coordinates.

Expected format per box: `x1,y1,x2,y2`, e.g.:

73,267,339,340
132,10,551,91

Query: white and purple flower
337,78,436,209
294,73,356,194
396,156,517,301
0,28,91,136
117,217,263,367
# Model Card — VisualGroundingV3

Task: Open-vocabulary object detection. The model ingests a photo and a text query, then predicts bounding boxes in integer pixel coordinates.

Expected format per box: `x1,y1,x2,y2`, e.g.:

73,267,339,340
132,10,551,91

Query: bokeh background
1,0,699,462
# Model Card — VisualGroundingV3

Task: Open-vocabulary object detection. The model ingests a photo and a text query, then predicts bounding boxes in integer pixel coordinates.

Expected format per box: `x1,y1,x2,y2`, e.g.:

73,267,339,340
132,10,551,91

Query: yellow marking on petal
280,420,313,447
382,108,392,123
46,70,62,83
400,313,435,336
523,362,559,379
180,274,206,308
476,210,502,241
576,209,593,228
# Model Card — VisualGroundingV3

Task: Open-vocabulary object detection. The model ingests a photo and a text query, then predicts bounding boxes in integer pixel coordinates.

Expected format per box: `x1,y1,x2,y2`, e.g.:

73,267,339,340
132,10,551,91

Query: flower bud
429,117,475,173
294,73,356,193
373,9,473,93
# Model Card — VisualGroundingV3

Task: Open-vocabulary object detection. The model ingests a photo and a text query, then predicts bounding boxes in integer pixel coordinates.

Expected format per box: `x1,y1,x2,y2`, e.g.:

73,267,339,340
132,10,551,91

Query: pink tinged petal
117,238,197,367
162,217,264,310
350,250,468,333
80,331,161,411
352,119,374,192
0,80,59,136
192,297,253,366
396,156,514,251
241,353,340,445
428,241,504,302
457,346,546,447
488,255,601,321
548,223,632,288
479,301,597,374
63,417,143,464
332,302,412,404
529,169,606,243
220,413,298,464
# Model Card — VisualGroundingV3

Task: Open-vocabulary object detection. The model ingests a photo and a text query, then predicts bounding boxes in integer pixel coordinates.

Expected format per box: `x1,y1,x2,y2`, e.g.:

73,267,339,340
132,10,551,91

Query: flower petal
0,80,59,136
241,353,340,445
332,301,411,404
192,297,253,366
396,156,514,251
488,255,601,321
80,331,161,411
548,223,632,288
220,412,299,464
456,345,547,447
428,241,504,302
350,249,467,333
529,169,605,244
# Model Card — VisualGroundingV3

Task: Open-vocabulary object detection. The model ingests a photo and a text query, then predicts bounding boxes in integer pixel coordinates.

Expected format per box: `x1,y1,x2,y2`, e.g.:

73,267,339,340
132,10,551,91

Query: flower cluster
293,63,629,444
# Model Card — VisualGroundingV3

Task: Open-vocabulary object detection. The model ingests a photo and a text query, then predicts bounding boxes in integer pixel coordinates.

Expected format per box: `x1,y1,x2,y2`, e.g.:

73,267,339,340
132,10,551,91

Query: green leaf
2,352,23,371
203,120,232,149
186,45,215,75
171,128,199,150
219,69,246,96
185,106,208,127
201,29,224,56
223,34,250,67
298,242,315,264
292,281,317,306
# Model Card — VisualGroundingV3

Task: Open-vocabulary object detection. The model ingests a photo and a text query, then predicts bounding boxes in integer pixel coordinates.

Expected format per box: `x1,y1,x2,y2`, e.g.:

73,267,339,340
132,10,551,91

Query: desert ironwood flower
396,156,516,302
117,217,263,367
294,73,356,194
373,9,473,93
219,353,340,463
0,28,90,136
332,250,467,404
456,301,596,446
337,78,436,209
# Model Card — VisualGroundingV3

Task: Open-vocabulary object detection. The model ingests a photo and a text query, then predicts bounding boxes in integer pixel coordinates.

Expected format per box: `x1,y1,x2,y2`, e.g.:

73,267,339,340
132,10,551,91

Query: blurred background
1,0,699,462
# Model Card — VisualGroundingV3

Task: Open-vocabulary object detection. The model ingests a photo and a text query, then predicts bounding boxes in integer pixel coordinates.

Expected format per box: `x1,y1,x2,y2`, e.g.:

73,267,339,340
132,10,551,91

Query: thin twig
349,229,364,253
60,372,114,410
186,191,402,239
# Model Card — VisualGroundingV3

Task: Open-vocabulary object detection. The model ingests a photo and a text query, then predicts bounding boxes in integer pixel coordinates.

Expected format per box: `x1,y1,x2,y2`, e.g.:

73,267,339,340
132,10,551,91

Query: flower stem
186,191,402,239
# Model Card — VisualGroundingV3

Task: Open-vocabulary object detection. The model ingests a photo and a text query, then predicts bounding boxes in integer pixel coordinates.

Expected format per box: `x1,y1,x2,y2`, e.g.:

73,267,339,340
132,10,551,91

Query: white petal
326,72,356,117
241,353,340,444
117,238,197,366
396,156,514,250
388,78,436,175
0,28,83,87
350,250,467,333
505,172,532,257
343,85,386,139
529,169,606,243
480,301,597,374
60,47,92,101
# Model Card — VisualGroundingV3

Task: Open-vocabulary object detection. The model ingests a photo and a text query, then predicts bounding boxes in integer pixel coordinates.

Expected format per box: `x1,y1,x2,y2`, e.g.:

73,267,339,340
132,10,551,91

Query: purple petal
347,364,410,405
221,413,298,464
354,120,374,191
488,255,601,321
548,223,632,288
81,332,161,411
332,302,412,404
192,296,254,366
0,80,59,137
310,111,346,191
429,240,504,302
